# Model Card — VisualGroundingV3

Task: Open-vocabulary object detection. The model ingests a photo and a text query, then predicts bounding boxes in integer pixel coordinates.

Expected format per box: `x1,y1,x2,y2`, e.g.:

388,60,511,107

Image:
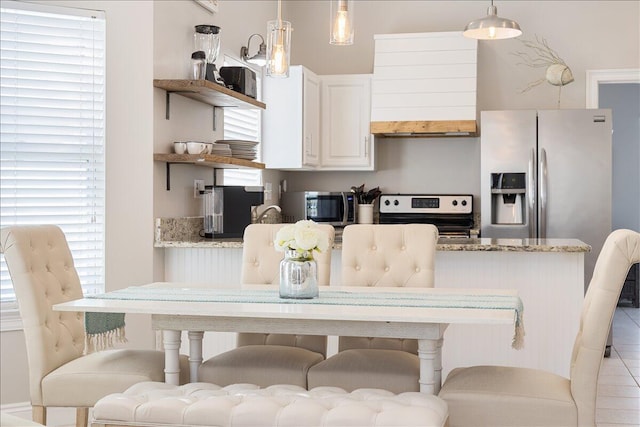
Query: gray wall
600,83,640,232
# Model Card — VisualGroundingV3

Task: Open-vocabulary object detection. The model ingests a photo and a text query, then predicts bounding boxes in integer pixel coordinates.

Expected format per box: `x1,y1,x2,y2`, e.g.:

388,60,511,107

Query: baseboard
0,401,31,416
0,402,78,426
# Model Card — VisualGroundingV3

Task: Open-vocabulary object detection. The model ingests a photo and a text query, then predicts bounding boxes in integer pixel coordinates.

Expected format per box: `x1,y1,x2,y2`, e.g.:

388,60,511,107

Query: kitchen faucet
253,205,282,224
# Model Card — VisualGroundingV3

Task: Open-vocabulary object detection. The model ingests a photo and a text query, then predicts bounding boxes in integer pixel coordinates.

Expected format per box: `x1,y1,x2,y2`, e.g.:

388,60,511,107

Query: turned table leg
417,338,444,394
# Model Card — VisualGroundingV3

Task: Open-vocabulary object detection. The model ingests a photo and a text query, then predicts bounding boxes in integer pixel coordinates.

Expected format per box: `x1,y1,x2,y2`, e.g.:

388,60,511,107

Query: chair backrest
570,229,640,426
0,225,85,406
339,224,439,353
240,223,334,286
237,223,335,356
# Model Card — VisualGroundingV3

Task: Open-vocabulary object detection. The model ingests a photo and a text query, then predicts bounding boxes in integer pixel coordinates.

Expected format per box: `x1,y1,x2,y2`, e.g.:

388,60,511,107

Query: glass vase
279,250,318,299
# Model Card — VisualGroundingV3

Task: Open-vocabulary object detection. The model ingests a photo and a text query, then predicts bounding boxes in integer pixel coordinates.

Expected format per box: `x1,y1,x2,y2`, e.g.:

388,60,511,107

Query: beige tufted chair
438,229,640,427
307,224,439,393
0,225,190,427
198,223,335,388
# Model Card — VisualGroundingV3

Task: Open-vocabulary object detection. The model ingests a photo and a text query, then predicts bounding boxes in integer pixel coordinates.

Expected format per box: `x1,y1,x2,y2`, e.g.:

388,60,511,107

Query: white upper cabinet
263,65,320,170
320,74,374,170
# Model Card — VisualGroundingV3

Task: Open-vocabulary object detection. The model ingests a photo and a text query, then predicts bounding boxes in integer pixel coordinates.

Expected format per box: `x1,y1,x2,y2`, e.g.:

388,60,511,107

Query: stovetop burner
378,194,474,237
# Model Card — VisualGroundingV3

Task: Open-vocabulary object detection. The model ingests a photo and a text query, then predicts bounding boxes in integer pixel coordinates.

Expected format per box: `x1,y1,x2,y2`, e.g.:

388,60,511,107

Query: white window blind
0,1,106,307
221,55,262,186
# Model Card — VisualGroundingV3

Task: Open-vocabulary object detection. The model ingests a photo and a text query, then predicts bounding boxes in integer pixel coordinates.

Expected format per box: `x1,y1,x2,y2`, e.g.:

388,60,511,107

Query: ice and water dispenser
491,173,526,225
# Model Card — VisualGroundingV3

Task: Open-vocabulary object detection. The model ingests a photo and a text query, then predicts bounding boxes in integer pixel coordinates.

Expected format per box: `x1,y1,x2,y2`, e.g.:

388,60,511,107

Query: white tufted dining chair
0,225,190,427
197,223,335,388
307,224,439,393
438,229,640,427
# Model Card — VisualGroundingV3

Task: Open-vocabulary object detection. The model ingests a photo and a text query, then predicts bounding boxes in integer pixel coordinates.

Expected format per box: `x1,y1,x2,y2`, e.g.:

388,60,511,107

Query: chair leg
32,405,46,424
76,407,89,427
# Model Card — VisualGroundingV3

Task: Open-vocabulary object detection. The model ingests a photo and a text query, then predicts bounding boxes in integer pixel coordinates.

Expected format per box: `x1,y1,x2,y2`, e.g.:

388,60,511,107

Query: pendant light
330,0,354,45
266,0,291,77
463,0,522,40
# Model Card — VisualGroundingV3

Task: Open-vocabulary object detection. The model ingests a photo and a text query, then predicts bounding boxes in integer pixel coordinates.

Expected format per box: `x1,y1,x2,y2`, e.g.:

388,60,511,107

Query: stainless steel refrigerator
480,109,612,287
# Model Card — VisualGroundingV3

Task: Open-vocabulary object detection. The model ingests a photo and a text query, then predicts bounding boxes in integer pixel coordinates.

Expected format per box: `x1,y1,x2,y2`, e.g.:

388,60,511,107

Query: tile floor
596,306,640,427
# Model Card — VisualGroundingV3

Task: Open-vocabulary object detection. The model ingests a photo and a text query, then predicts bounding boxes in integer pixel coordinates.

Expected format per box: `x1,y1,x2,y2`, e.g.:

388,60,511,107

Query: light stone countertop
154,217,590,252
154,236,590,253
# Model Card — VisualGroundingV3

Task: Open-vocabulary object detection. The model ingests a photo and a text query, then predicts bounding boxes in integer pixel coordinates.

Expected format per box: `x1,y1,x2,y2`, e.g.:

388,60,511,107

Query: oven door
378,213,473,237
305,192,353,226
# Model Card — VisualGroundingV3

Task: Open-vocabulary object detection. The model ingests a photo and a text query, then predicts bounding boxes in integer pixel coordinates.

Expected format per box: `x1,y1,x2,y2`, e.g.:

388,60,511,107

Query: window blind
221,55,261,186
0,1,106,306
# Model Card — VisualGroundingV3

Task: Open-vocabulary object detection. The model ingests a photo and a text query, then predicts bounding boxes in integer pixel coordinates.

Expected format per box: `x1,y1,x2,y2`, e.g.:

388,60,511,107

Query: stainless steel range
378,194,475,238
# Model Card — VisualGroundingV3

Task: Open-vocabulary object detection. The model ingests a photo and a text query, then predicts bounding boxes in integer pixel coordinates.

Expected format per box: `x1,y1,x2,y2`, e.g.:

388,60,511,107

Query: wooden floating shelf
153,79,266,110
155,153,265,190
154,153,265,170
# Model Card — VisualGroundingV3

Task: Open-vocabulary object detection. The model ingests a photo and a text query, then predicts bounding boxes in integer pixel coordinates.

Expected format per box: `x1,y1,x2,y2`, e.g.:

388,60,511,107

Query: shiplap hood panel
371,31,478,137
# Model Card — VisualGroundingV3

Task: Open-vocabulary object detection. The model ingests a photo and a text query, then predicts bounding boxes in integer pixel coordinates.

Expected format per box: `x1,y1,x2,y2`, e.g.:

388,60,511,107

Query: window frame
0,0,106,331
218,54,263,186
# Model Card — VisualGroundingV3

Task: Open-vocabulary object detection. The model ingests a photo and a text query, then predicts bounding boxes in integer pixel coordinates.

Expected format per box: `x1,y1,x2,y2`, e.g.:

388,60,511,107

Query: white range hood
370,31,478,137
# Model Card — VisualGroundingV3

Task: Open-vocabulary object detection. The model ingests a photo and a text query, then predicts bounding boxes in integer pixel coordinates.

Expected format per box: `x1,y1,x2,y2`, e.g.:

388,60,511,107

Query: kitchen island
155,218,588,380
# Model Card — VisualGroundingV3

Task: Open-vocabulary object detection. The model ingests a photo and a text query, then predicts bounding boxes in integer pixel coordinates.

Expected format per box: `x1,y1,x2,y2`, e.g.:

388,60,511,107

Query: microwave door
341,192,348,226
306,193,349,225
309,195,338,224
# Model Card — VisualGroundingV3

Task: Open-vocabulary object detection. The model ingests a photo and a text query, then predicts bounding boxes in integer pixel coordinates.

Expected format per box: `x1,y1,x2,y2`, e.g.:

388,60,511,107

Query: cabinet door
263,66,319,170
262,66,304,169
302,70,321,167
320,74,374,170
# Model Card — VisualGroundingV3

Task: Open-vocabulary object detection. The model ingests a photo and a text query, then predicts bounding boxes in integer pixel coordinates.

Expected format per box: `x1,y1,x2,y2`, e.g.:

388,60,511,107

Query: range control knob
394,199,400,206
384,199,391,206
452,200,458,206
461,200,467,206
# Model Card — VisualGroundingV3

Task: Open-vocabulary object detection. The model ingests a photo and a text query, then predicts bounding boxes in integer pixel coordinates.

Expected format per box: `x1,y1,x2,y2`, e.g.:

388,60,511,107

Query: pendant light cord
277,0,282,26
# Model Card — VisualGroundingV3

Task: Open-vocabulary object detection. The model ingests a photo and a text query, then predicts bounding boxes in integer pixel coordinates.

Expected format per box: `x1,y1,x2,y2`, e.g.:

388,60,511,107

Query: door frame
586,68,640,108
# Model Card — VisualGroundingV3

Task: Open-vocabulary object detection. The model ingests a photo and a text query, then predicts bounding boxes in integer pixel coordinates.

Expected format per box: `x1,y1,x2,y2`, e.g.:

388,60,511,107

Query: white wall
282,1,640,199
151,0,283,281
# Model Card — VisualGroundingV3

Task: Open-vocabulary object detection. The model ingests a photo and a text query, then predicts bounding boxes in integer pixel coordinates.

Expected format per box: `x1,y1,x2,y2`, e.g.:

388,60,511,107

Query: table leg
162,330,182,385
188,331,204,382
417,338,444,394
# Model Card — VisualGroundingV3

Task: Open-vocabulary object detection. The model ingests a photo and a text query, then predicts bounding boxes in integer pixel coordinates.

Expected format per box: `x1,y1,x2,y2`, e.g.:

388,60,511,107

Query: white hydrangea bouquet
274,220,330,260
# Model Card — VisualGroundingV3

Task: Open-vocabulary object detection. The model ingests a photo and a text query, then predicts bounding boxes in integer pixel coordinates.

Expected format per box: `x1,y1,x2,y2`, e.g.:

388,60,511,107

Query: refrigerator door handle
539,148,548,238
528,148,536,238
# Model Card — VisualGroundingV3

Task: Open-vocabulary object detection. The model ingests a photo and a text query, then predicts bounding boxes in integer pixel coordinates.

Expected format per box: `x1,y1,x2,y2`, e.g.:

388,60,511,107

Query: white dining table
54,283,522,395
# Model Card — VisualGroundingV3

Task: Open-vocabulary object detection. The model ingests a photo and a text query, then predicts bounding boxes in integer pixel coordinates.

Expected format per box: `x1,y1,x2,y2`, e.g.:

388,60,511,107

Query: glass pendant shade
330,0,354,45
266,19,291,77
463,3,522,40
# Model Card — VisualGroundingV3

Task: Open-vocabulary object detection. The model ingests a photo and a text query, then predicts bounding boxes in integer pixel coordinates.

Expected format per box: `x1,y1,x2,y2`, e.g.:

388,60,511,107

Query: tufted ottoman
91,382,448,427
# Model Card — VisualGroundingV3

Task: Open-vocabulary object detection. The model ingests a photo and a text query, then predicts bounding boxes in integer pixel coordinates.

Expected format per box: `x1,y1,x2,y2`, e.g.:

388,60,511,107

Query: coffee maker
209,186,264,238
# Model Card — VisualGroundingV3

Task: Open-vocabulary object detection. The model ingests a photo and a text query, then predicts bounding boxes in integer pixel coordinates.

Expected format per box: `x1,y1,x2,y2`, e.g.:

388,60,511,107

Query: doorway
587,70,640,358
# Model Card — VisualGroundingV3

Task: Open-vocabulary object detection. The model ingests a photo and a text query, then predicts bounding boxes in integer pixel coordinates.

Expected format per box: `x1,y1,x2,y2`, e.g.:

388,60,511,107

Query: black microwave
280,191,355,226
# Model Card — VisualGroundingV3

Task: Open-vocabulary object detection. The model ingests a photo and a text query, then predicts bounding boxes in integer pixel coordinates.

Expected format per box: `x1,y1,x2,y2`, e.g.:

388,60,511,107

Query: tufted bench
91,382,448,427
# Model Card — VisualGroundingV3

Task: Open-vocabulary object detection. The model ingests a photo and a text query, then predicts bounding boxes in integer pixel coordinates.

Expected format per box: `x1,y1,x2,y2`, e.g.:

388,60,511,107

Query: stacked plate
216,140,259,160
210,142,232,157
